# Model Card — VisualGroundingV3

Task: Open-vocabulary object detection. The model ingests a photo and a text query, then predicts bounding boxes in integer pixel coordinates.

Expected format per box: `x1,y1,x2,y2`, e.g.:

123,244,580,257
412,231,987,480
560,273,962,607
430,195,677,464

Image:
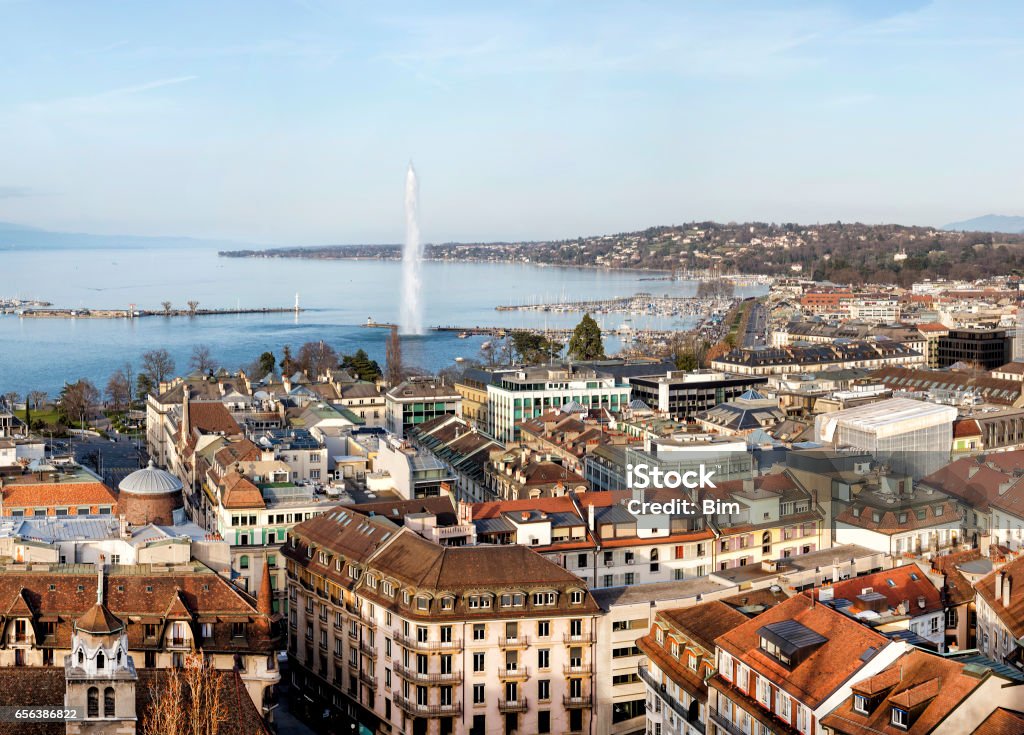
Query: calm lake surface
0,247,765,395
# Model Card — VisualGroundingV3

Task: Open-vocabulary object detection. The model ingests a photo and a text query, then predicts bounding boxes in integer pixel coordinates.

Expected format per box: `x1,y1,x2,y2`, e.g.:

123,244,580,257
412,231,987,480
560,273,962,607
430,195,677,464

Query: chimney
996,571,1004,599
1003,575,1012,608
588,503,595,531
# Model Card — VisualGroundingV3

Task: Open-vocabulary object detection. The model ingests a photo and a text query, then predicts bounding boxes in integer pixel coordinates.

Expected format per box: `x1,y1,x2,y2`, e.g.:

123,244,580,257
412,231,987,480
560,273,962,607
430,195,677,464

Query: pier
5,306,303,319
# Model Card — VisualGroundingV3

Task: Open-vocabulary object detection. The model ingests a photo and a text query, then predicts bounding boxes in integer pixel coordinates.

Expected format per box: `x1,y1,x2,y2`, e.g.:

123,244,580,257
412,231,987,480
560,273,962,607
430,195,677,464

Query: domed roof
76,603,124,635
119,460,183,496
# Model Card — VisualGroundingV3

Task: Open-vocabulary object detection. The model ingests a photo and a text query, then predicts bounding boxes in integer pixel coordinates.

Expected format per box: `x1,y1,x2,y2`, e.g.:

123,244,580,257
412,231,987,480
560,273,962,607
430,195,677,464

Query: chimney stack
1003,575,1012,608
588,503,595,531
996,571,1004,599
180,384,191,450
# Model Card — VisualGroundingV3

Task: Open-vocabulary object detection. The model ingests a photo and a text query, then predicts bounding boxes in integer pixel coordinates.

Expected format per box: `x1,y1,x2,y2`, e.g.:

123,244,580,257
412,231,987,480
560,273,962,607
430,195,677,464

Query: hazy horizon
3,1,1024,245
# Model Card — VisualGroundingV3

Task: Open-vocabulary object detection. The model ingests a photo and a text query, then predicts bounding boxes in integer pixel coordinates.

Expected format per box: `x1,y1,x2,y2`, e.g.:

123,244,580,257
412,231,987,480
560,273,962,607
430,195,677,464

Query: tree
141,652,228,735
59,379,100,427
341,349,382,382
1,392,19,409
141,348,175,385
190,344,216,374
297,341,338,378
386,326,404,387
27,390,47,410
186,300,199,316
136,373,156,402
106,369,132,411
280,345,296,376
257,351,276,376
509,331,563,365
161,301,172,315
568,314,605,361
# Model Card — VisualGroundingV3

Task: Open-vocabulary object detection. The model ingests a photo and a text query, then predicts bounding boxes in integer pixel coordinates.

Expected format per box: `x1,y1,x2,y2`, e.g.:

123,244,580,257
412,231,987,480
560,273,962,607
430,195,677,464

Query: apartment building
710,595,906,735
710,341,924,377
974,558,1024,668
637,601,748,735
0,561,278,714
283,509,602,735
627,370,768,421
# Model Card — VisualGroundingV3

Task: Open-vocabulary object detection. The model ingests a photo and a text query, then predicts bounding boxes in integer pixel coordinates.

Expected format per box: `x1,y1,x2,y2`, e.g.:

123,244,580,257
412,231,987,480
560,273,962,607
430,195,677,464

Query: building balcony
358,640,378,658
394,632,462,651
394,662,462,684
394,694,462,718
497,697,529,713
498,635,530,648
563,632,595,644
563,695,592,709
358,669,376,687
564,663,593,675
709,709,748,735
499,665,530,680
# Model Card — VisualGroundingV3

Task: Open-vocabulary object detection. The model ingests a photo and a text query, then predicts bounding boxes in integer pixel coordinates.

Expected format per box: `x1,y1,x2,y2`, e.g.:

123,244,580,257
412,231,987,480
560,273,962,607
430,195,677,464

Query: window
473,653,485,672
854,694,869,715
538,649,550,669
103,687,115,718
891,707,909,729
756,676,771,707
537,620,550,637
538,679,550,700
473,624,485,641
87,687,99,718
473,684,485,704
570,590,584,605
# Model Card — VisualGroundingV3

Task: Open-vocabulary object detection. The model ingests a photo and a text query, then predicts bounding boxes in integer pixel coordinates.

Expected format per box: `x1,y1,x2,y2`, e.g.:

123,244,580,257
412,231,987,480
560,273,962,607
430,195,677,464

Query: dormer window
854,694,870,714
441,596,454,611
570,590,584,605
891,707,909,729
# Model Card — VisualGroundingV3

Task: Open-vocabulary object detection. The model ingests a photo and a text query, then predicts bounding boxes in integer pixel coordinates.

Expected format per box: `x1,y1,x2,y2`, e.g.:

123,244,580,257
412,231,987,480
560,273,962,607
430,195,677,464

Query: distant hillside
943,214,1024,234
0,221,248,250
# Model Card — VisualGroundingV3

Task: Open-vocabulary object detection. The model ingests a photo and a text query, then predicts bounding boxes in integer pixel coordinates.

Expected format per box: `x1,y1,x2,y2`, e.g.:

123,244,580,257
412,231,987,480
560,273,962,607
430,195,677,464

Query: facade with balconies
284,507,602,735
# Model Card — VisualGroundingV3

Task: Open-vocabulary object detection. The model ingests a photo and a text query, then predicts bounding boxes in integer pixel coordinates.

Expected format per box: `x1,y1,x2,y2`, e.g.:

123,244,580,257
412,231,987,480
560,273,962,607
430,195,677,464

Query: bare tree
297,341,338,378
106,369,132,411
141,652,228,735
1,392,19,410
161,301,172,315
190,344,216,374
27,390,48,410
386,326,404,387
59,379,100,427
187,300,200,316
142,348,176,385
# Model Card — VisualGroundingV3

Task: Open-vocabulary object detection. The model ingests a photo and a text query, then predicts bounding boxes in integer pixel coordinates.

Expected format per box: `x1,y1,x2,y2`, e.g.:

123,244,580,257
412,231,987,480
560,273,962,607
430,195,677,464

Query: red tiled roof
975,556,1024,639
2,481,118,510
715,594,890,709
973,708,1024,735
822,649,985,735
817,563,943,616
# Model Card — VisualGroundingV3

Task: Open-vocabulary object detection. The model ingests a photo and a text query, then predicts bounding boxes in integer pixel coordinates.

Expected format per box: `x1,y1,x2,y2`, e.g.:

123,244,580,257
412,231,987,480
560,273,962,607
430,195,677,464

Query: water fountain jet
399,163,424,335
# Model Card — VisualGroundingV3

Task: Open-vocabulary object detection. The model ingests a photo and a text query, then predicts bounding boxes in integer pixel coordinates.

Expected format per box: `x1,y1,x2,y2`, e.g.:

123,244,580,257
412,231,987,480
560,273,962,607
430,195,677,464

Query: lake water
0,247,765,395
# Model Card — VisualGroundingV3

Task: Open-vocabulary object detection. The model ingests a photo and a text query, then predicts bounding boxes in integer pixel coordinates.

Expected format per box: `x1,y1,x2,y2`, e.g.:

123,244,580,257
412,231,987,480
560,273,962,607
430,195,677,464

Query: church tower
65,565,138,735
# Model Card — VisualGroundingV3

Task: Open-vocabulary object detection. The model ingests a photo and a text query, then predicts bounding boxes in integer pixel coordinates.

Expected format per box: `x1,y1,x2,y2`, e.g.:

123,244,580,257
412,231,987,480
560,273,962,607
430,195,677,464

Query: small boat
458,332,469,339
454,357,465,363
480,341,492,349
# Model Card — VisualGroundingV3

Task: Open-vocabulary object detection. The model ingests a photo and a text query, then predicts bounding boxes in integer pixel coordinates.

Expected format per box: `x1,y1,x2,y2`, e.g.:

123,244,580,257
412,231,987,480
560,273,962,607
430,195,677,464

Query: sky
0,0,1022,246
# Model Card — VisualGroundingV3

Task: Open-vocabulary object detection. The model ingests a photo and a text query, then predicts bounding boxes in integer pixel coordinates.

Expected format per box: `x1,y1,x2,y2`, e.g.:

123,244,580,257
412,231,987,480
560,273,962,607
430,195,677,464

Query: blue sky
0,0,1022,245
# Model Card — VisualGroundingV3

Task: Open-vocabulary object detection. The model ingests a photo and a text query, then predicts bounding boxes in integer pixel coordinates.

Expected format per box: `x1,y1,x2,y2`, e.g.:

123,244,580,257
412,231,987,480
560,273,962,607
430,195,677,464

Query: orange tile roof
973,708,1024,735
821,649,986,735
2,481,118,510
715,594,890,709
975,556,1024,639
818,563,943,615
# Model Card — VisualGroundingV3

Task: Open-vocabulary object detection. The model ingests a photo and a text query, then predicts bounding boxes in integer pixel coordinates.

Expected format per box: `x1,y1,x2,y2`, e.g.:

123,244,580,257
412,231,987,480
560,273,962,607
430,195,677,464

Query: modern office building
936,328,1013,370
486,366,631,444
386,378,464,439
627,370,768,421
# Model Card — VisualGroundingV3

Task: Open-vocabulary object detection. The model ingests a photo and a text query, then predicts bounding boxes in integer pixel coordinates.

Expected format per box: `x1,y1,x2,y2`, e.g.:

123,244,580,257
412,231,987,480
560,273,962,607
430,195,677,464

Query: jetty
7,306,303,319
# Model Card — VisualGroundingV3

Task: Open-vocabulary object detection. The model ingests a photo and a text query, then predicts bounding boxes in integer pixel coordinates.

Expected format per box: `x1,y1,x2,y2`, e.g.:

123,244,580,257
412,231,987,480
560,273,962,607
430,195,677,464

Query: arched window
240,555,250,570
650,549,659,561
77,649,84,665
761,531,772,555
116,649,122,665
96,651,105,670
103,687,115,717
87,687,99,718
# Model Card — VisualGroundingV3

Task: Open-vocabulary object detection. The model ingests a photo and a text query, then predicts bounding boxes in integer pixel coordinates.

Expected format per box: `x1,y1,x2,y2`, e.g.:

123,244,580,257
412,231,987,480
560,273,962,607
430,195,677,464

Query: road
71,432,147,486
742,301,768,348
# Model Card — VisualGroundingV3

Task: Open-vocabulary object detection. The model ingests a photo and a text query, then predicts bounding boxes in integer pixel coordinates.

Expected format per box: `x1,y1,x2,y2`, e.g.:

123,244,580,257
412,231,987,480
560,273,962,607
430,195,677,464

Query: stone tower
65,566,138,735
